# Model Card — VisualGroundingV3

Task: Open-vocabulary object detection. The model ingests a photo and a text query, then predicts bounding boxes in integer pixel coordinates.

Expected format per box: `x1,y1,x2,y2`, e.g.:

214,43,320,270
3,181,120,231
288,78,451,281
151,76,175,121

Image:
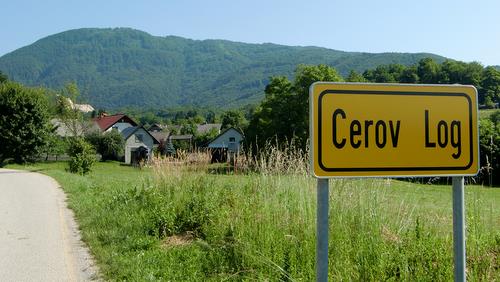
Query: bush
67,138,96,174
86,130,124,161
478,110,500,185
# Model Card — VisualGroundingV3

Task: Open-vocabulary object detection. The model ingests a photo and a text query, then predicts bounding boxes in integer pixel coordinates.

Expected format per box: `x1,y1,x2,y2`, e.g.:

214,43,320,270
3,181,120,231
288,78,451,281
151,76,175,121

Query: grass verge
7,161,500,281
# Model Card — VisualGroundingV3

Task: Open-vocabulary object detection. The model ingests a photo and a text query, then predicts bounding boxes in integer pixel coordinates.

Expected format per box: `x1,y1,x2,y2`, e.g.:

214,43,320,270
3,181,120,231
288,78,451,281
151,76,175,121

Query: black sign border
317,90,474,172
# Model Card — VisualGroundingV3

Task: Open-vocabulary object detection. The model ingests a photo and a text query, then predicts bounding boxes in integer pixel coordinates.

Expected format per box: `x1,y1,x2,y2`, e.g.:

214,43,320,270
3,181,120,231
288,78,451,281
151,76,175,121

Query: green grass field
8,161,500,281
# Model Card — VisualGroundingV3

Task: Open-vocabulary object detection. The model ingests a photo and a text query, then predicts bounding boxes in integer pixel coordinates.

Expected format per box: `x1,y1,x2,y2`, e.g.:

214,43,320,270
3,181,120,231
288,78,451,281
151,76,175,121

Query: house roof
206,127,244,148
92,114,138,131
149,131,193,142
148,123,166,132
150,131,169,142
50,118,89,137
121,126,160,144
197,123,221,134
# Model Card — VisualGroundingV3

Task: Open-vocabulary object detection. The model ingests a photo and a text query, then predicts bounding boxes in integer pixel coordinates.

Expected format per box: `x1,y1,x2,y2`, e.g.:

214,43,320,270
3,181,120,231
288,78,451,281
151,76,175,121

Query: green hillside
0,28,446,109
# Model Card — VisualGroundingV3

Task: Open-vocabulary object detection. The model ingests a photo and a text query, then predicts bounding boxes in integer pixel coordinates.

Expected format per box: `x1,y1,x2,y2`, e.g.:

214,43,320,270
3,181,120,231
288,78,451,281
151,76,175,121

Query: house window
135,134,144,143
228,137,237,152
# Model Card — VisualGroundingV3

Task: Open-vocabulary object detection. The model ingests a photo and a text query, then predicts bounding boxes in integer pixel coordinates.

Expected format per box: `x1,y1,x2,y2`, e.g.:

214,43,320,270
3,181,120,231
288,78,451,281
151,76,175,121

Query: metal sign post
316,178,329,282
452,177,466,282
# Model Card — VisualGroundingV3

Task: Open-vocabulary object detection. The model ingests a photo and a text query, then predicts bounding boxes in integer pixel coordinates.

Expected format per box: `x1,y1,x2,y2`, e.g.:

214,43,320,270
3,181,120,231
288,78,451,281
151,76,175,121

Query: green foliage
246,64,343,150
346,70,367,82
139,111,162,127
163,138,176,156
67,138,96,174
220,110,247,131
42,132,68,161
478,111,500,185
0,70,7,83
86,130,125,161
363,64,406,83
481,67,500,106
0,81,51,165
417,57,441,83
54,82,94,137
0,28,445,109
11,161,500,280
179,122,197,135
360,58,500,107
194,127,220,147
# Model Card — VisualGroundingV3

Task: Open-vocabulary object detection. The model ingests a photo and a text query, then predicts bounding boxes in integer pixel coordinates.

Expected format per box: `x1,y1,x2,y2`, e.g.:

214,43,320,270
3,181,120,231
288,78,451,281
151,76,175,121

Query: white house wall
124,128,155,164
207,128,243,152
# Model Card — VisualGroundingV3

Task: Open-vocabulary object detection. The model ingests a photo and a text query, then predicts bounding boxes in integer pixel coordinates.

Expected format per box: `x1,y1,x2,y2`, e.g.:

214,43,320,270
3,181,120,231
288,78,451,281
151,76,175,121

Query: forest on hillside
0,28,445,109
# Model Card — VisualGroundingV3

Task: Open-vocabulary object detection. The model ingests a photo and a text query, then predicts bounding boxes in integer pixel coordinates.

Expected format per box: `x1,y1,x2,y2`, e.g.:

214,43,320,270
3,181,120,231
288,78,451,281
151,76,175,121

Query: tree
417,58,441,84
42,130,67,161
163,137,176,156
0,71,7,84
290,64,343,148
246,64,343,150
139,111,161,126
179,121,197,135
463,62,484,87
0,82,51,165
439,60,465,84
205,110,216,123
55,82,93,137
220,110,247,131
194,127,220,147
481,67,500,106
399,66,419,83
245,76,293,151
346,70,367,82
86,130,125,161
478,113,500,185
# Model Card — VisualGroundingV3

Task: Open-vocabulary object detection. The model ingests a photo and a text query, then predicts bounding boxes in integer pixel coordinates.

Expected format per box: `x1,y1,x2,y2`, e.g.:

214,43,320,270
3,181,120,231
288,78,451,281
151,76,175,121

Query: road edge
43,171,102,281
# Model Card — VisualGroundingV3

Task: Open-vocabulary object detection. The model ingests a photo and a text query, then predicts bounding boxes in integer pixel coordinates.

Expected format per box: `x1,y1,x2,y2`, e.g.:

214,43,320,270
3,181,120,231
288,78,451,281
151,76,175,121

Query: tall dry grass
248,139,310,175
144,142,499,280
151,138,310,177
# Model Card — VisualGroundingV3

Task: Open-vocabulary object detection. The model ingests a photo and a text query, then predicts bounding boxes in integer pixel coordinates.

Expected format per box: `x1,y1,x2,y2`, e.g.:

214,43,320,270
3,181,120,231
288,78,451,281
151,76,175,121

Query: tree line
0,74,124,174
1,57,499,184
244,58,500,185
348,58,499,107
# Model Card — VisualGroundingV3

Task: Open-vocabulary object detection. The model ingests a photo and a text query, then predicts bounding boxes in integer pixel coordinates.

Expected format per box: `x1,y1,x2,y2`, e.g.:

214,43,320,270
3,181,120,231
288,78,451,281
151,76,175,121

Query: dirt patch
162,231,195,248
381,225,401,244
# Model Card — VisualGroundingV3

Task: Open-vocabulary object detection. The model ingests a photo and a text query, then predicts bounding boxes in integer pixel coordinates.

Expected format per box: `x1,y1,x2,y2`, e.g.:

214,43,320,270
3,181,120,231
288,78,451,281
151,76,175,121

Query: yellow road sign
310,83,479,177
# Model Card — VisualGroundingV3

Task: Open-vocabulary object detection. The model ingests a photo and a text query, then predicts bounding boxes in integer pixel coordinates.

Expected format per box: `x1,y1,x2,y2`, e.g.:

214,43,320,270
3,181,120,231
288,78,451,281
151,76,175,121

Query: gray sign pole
316,178,329,282
452,177,466,282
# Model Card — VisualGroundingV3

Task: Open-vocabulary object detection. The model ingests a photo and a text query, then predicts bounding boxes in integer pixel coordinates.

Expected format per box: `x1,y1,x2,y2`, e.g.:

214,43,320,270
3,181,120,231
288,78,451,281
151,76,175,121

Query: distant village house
93,113,159,164
207,127,244,162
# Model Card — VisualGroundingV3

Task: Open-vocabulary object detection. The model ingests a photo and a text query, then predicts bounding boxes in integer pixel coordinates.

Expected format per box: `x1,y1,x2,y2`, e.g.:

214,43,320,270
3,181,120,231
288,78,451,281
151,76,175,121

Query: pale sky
2,0,499,66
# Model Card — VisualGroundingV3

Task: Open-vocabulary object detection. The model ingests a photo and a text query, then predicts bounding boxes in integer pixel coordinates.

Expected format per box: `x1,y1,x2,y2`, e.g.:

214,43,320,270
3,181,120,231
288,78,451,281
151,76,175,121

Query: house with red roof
93,113,158,165
92,113,138,133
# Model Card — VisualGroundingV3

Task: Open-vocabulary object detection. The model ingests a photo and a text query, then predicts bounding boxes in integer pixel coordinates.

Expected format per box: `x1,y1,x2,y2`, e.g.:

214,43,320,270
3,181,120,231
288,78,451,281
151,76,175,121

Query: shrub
86,130,124,161
67,138,96,174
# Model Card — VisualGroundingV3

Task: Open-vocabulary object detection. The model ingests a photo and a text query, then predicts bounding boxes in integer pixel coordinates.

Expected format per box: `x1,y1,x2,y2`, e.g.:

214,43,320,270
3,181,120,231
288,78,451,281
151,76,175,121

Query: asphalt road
0,169,99,281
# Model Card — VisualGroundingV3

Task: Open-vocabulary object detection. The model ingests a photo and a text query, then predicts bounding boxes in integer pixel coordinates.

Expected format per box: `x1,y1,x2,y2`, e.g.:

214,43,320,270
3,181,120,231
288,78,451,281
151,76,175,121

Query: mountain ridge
0,28,447,109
